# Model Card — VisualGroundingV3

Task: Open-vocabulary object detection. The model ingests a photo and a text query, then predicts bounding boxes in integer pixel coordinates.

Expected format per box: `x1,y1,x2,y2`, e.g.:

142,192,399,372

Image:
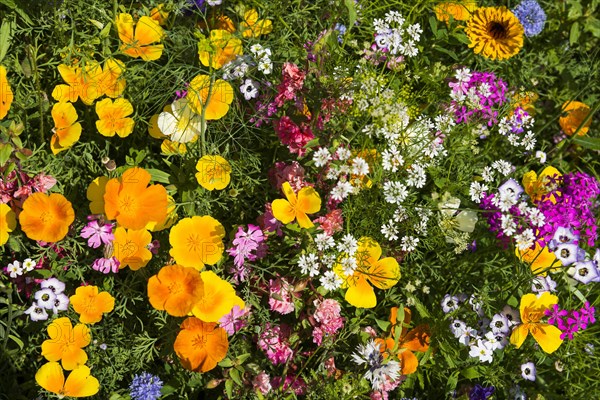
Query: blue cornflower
334,23,347,43
512,0,547,37
129,372,163,400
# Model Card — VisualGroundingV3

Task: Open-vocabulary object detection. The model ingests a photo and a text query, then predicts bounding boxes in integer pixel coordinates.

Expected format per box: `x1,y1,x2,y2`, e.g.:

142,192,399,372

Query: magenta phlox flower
227,224,267,269
568,310,588,331
545,304,568,326
268,277,296,315
559,323,579,340
92,257,120,274
219,304,251,335
581,302,596,325
258,323,294,365
81,220,114,248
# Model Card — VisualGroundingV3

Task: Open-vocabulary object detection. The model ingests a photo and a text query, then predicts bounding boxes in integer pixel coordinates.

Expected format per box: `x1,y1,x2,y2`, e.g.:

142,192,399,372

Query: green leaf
225,379,233,398
461,366,481,379
0,0,33,25
573,136,600,150
570,22,580,45
8,334,23,349
100,22,113,39
428,16,438,37
344,0,357,32
584,16,600,37
229,368,243,386
218,358,234,368
433,46,458,61
445,370,459,392
375,319,390,332
0,143,12,166
147,168,171,184
0,18,15,64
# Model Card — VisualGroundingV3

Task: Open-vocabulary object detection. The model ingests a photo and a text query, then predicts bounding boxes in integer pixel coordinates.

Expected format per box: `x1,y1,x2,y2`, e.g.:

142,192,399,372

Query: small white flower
405,282,416,293
258,58,272,74
25,303,49,321
422,285,430,294
320,270,342,291
536,150,547,164
458,327,479,346
469,340,493,363
401,236,419,252
313,147,332,168
330,181,354,201
239,79,258,100
441,294,459,313
7,261,23,278
481,166,494,182
455,68,471,82
341,256,358,276
298,253,320,277
491,160,513,176
41,278,66,294
250,44,264,55
35,289,57,310
490,313,510,335
381,145,404,172
469,181,488,203
23,258,36,272
351,157,369,176
521,362,536,381
315,233,335,251
338,234,358,255
52,293,70,314
335,147,352,161
515,229,536,250
450,320,467,337
381,221,399,241
383,181,409,204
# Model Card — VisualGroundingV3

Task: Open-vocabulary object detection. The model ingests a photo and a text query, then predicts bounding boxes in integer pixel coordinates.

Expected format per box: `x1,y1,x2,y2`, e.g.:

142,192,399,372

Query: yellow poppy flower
41,317,90,370
161,139,188,155
50,102,82,155
195,155,231,191
0,66,14,119
51,63,102,105
157,98,203,143
510,292,563,353
198,29,242,70
86,176,109,215
271,181,321,229
95,98,135,138
169,216,226,270
148,264,205,317
96,58,126,98
559,101,592,136
103,167,168,230
70,285,115,325
112,227,152,270
517,242,561,275
186,74,234,120
334,237,400,308
0,203,17,246
35,362,99,397
434,1,477,22
19,192,75,243
192,270,244,322
174,317,229,373
522,166,561,202
117,13,165,61
240,9,273,38
150,3,169,26
149,112,167,139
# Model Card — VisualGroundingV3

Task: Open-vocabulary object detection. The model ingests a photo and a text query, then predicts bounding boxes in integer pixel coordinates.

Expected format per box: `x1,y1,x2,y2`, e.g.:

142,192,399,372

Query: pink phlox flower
257,203,283,236
274,116,314,157
314,209,344,236
81,220,114,248
227,224,267,268
92,257,120,274
32,173,57,193
581,302,596,325
252,371,272,395
258,323,294,365
270,374,306,396
219,304,251,335
312,298,344,345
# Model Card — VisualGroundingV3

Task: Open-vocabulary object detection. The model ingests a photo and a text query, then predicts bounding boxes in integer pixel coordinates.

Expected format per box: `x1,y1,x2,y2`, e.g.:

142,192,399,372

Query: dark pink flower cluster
545,302,596,340
258,323,294,365
274,116,315,157
0,168,56,208
312,298,344,345
268,161,313,192
449,71,508,126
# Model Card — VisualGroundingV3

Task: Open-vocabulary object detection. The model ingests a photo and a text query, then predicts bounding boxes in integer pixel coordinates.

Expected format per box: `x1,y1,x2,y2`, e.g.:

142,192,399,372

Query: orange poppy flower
195,155,231,191
510,292,563,353
35,362,99,398
147,264,204,316
174,317,229,372
272,181,321,229
334,237,400,308
375,307,430,375
50,102,82,155
41,317,91,370
198,29,242,70
70,285,115,324
0,66,14,119
103,167,168,230
186,74,234,120
192,271,244,322
240,9,273,38
146,195,178,231
0,203,17,246
19,192,75,243
86,176,109,215
96,58,126,98
95,98,135,138
51,63,102,105
169,216,226,270
559,101,592,136
150,4,169,26
434,1,477,22
111,227,152,270
117,13,165,61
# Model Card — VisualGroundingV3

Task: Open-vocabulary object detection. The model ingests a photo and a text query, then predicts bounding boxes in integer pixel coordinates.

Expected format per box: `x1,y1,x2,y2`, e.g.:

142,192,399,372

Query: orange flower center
119,194,137,214
186,234,202,252
39,211,52,223
168,281,183,295
192,333,207,348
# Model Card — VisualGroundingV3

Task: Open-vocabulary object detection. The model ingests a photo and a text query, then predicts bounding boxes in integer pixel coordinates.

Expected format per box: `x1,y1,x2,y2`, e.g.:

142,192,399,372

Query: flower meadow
0,0,599,399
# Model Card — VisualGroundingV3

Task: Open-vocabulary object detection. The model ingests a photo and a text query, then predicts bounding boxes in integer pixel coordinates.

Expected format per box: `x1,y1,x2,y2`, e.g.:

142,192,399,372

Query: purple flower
92,257,120,274
218,305,250,335
469,384,495,400
512,0,546,37
568,310,588,331
227,224,267,268
560,322,579,340
81,220,114,249
129,372,163,400
581,302,596,325
545,304,568,326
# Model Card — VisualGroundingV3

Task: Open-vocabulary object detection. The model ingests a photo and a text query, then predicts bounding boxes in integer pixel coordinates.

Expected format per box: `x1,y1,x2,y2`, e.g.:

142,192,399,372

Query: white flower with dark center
572,260,599,285
450,320,467,337
35,289,57,310
502,305,521,326
490,313,510,335
52,293,70,314
521,362,536,381
41,277,66,294
25,304,48,322
441,294,459,313
555,243,585,266
240,79,258,100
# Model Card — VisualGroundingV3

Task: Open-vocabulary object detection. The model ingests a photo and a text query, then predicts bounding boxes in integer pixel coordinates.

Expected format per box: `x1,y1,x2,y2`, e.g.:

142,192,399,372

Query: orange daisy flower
112,227,152,270
50,102,83,155
0,65,14,119
95,98,135,138
103,167,168,230
169,216,226,270
174,317,229,373
0,202,17,246
41,317,91,370
147,264,204,316
35,362,99,398
19,192,75,243
70,285,115,324
117,13,165,61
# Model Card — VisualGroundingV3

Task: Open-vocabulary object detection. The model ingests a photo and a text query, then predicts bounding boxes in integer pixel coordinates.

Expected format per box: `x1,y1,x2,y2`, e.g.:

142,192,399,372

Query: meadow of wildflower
0,0,599,399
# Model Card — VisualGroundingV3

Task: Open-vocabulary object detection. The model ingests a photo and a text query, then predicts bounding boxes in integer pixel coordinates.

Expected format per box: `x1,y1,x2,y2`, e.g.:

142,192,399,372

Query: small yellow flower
0,65,14,119
112,227,152,270
95,98,135,138
559,101,592,136
50,102,82,155
271,182,321,229
117,13,165,61
186,75,234,120
70,285,115,324
169,216,226,270
35,362,99,397
198,30,242,70
86,176,109,215
0,203,17,246
510,292,563,353
240,9,273,38
195,155,231,191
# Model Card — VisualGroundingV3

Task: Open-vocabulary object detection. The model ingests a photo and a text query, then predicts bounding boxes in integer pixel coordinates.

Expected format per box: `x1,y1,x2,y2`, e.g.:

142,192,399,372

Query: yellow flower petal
0,66,14,119
35,362,65,394
63,365,100,397
0,202,17,245
345,276,376,308
509,324,530,349
271,199,295,224
368,257,400,289
531,323,563,353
